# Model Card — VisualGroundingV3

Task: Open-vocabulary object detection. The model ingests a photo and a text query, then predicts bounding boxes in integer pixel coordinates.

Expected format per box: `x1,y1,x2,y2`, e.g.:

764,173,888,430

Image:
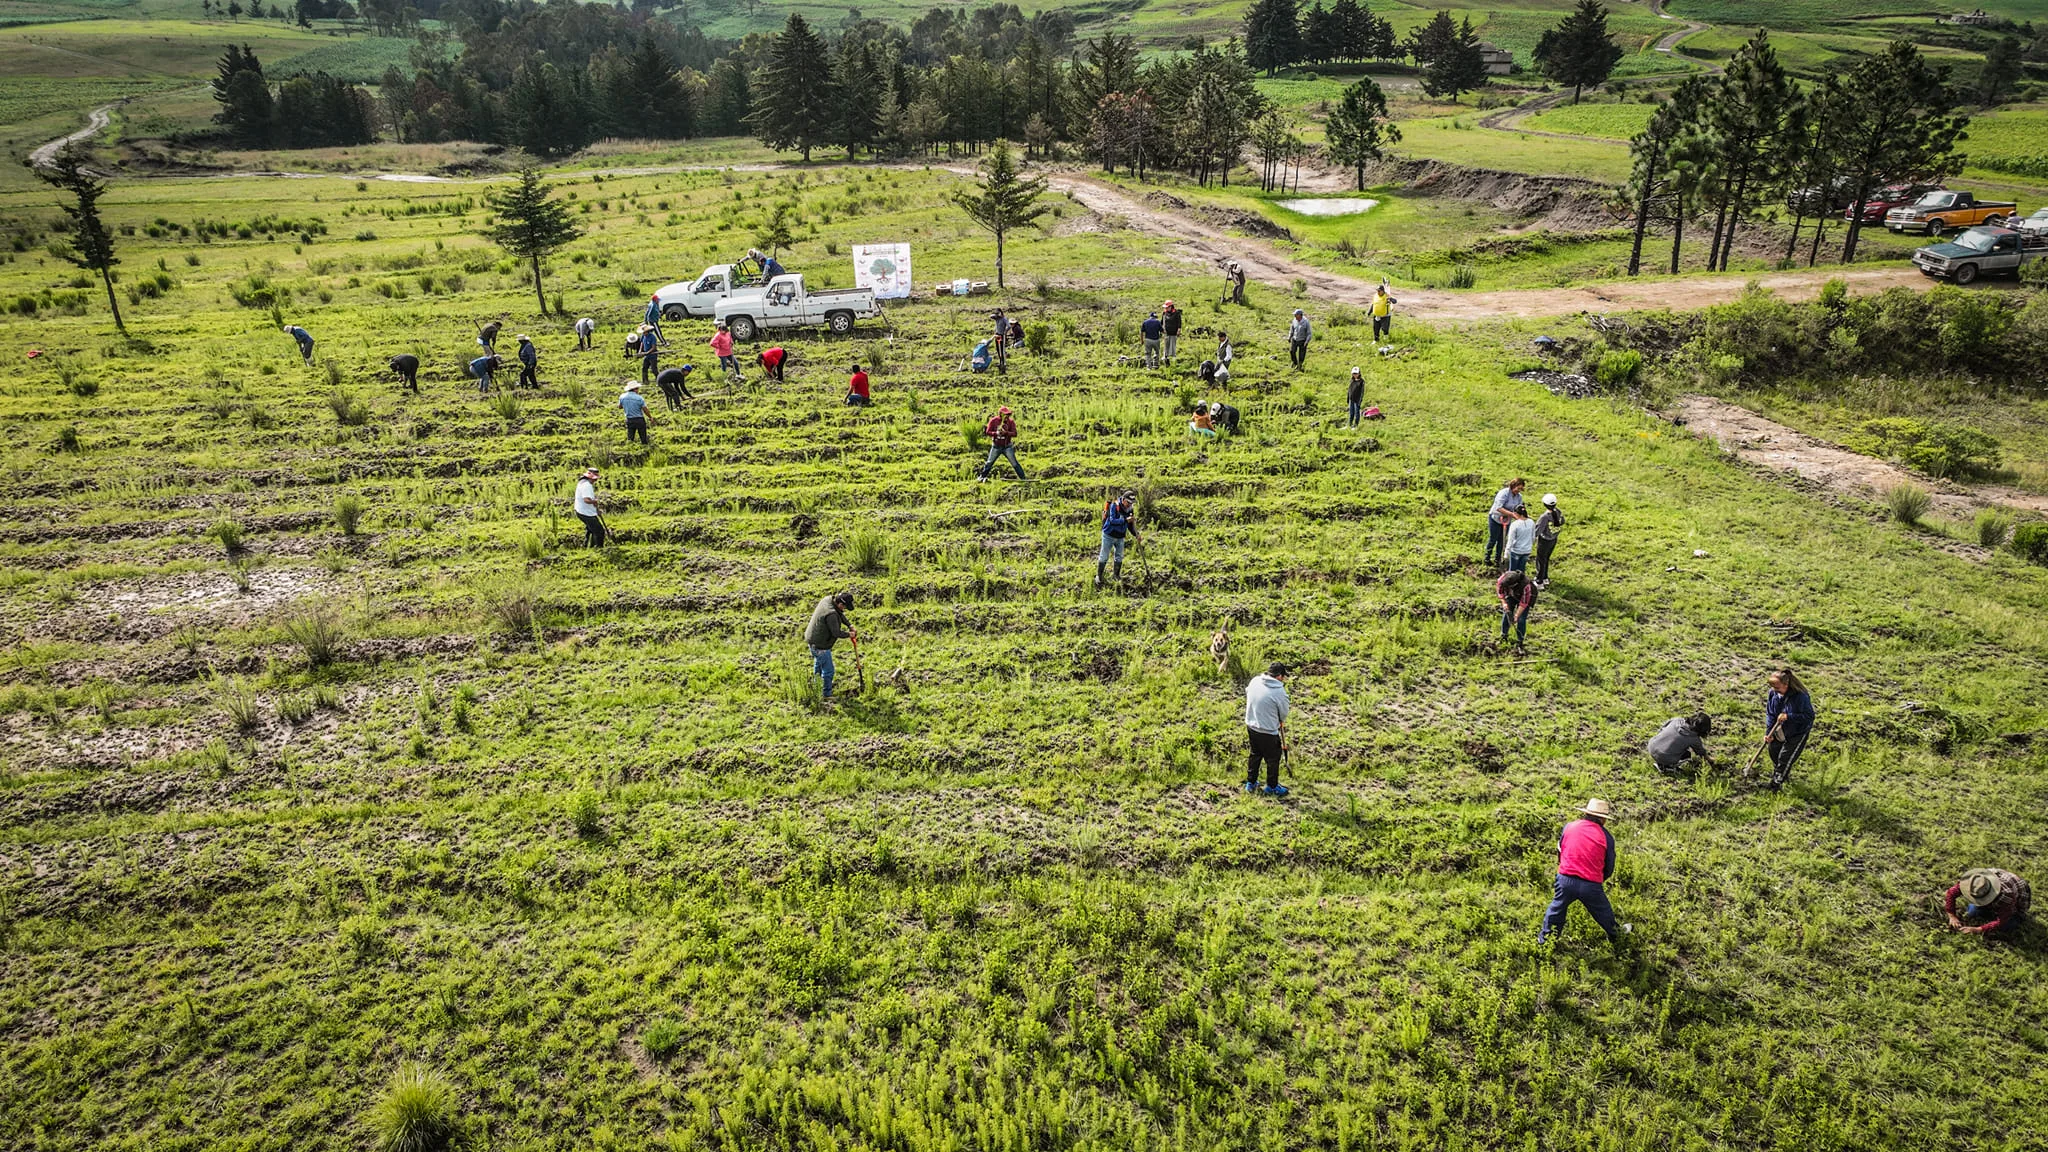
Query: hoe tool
1739,718,1784,782
841,632,870,697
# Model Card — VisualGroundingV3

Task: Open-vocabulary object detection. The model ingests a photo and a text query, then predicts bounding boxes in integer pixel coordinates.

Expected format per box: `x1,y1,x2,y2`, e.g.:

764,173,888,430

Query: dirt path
1672,395,2048,517
1047,172,1946,319
30,103,113,168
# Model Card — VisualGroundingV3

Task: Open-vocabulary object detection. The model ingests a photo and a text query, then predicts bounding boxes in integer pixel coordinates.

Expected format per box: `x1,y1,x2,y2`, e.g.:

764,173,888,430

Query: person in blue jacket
1097,491,1140,587
643,295,667,347
283,324,314,365
468,354,501,394
515,334,538,388
1764,669,1815,790
626,325,659,385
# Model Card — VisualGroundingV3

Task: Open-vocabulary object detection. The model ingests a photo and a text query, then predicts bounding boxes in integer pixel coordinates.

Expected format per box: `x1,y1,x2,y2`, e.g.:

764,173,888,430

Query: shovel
1738,719,1783,782
840,632,870,697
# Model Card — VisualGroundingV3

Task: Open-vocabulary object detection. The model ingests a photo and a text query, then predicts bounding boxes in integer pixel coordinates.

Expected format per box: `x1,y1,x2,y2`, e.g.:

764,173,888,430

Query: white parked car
713,275,881,341
2013,207,2048,235
651,264,748,321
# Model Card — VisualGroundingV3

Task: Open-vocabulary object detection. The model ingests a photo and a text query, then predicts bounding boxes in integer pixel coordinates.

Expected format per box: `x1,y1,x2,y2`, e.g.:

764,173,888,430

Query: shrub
1975,508,2013,548
1846,418,2001,480
641,1018,686,1060
959,417,987,452
333,494,364,536
1446,264,1477,289
1886,482,1932,525
1595,349,1643,388
569,788,602,837
328,389,370,426
842,526,889,573
209,518,244,555
280,609,346,668
1290,277,1308,297
277,692,315,724
489,391,522,422
54,425,81,452
2012,521,2048,564
367,1064,459,1152
1023,323,1052,355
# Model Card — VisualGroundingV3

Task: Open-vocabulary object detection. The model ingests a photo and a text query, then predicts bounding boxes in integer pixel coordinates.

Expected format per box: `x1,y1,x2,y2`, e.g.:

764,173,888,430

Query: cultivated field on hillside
1,155,2046,1151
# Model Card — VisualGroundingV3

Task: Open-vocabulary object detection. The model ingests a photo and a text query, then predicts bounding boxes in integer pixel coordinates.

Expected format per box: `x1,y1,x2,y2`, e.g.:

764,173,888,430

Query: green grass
1522,99,1659,140
0,146,2045,1152
1959,107,2048,183
1397,113,1636,182
1671,0,2048,28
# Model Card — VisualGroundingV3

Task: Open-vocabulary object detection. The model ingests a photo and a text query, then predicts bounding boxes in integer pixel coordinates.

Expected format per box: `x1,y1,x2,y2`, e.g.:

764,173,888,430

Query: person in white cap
618,381,650,445
1534,493,1564,587
573,468,604,547
575,316,596,352
1346,366,1365,427
1538,798,1631,944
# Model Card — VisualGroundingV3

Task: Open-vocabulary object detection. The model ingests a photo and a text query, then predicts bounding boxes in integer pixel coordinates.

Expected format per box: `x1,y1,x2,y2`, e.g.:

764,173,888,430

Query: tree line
1624,33,1970,275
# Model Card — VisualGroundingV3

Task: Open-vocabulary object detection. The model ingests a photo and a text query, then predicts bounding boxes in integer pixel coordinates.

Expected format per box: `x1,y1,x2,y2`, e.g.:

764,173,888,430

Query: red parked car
1846,183,1940,224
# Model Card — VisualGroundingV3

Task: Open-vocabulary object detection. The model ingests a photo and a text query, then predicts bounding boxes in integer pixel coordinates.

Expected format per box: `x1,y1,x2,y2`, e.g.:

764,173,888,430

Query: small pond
1274,198,1378,217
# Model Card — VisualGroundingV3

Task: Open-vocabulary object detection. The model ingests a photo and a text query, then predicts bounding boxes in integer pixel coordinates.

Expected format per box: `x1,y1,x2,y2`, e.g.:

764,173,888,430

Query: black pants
1289,340,1307,369
1373,315,1391,341
1768,727,1811,786
398,370,417,392
844,393,869,406
765,362,785,382
578,512,605,547
641,355,658,384
1536,538,1556,582
1246,728,1282,789
659,382,685,410
626,416,648,445
518,362,537,388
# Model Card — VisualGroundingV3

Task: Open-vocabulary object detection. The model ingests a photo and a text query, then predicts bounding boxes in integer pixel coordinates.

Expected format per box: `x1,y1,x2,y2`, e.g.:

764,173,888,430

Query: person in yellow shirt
1372,283,1397,342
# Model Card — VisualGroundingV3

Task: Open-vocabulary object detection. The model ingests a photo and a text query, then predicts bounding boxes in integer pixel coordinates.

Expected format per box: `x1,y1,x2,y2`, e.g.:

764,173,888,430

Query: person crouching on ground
1497,568,1536,649
846,363,871,407
1537,798,1632,944
804,591,856,703
758,345,787,382
1189,403,1217,438
1098,490,1139,587
1244,662,1291,797
656,364,695,410
389,353,419,393
1945,868,2031,935
1648,712,1715,778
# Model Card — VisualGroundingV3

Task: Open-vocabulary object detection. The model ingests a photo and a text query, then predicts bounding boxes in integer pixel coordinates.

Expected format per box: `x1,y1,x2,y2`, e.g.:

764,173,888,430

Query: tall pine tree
1410,13,1486,100
482,167,584,315
1833,40,1969,263
1533,0,1623,104
833,39,883,160
747,13,838,161
1325,76,1399,190
1244,0,1302,76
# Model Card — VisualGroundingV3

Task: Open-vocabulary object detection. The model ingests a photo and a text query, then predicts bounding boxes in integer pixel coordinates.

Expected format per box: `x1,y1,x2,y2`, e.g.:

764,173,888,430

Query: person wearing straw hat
1944,868,2031,935
627,324,660,385
618,381,650,445
1537,799,1632,943
573,468,604,547
515,334,538,388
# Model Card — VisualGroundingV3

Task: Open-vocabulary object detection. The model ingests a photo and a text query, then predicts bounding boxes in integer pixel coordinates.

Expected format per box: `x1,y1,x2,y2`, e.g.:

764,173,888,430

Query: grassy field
1671,0,2048,28
0,150,2046,1152
1522,100,1658,140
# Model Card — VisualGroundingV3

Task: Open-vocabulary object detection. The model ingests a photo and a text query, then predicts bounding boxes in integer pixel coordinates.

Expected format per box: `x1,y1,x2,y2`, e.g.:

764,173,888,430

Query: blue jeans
1485,517,1504,564
980,444,1024,479
811,647,835,698
1348,400,1361,427
1099,532,1128,563
1507,551,1530,574
476,371,492,394
1501,603,1530,643
1539,874,1621,942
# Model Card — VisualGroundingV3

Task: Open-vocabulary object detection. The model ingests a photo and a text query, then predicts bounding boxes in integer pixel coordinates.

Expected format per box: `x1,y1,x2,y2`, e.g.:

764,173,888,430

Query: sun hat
1543,493,1558,506
1350,366,1361,374
1580,798,1613,819
625,381,641,390
516,334,530,343
581,468,599,479
1961,869,2002,905
1164,300,1175,308
998,406,1012,415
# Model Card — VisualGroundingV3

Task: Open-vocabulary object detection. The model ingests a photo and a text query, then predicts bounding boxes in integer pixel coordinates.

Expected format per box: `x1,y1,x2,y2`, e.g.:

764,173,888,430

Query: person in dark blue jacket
468,354,501,394
1140,312,1164,368
515,334,538,388
284,324,314,365
643,295,667,346
1097,491,1140,587
1764,669,1815,790
626,325,659,384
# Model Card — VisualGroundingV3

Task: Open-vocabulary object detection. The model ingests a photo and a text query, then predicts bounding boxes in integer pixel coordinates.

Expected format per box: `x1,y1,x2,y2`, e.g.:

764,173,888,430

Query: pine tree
1325,76,1399,190
755,200,796,257
1833,40,1969,263
1700,30,1797,271
833,40,883,160
702,56,751,136
508,61,590,157
1624,76,1705,275
1300,2,1337,66
1330,0,1366,60
1533,0,1624,105
620,36,693,139
951,140,1049,288
1073,32,1139,111
1244,0,1302,76
1978,36,2022,105
482,167,584,315
747,13,838,162
33,147,122,333
211,44,273,145
1412,13,1486,100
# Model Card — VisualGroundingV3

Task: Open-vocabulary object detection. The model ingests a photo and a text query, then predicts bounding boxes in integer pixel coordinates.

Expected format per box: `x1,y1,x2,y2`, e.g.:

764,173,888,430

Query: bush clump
1886,483,1932,525
1845,418,2001,481
333,494,364,536
2012,521,2048,564
1595,349,1643,389
1975,508,2013,548
367,1064,460,1152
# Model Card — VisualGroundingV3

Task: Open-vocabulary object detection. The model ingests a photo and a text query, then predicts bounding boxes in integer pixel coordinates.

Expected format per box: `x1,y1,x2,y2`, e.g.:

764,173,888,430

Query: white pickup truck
713,275,881,341
651,264,748,321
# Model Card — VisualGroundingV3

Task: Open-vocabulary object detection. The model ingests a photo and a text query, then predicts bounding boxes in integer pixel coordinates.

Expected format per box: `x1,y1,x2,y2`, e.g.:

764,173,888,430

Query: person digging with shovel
1243,662,1291,798
573,468,605,547
1097,491,1140,588
1537,798,1632,944
804,590,857,705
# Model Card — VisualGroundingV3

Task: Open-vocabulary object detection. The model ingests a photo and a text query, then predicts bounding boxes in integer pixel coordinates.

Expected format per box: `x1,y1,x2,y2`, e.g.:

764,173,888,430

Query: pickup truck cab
713,275,882,341
1886,190,2020,236
651,263,762,321
1912,226,2047,284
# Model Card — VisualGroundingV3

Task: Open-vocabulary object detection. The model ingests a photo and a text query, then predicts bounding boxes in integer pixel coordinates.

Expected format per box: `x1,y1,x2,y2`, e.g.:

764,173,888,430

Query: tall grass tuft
281,609,346,668
210,518,244,555
777,651,825,710
1975,508,2012,547
842,526,889,573
367,1063,460,1152
328,388,370,426
477,573,544,634
1886,482,1932,525
562,379,585,408
959,418,987,452
333,494,364,536
215,675,260,732
340,914,384,965
489,391,521,422
568,787,602,837
1447,264,1478,289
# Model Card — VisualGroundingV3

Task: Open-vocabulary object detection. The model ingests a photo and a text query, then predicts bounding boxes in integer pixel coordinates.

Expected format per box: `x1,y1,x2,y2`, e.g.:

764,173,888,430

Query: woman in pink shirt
710,323,739,381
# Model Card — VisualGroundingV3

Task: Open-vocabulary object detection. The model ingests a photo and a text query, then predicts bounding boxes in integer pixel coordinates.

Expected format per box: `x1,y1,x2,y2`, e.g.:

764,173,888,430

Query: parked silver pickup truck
713,275,882,340
1911,226,2048,284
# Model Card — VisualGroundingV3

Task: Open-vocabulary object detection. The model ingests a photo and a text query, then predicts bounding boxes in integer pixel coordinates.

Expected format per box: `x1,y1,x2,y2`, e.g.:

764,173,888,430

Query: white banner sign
853,243,911,300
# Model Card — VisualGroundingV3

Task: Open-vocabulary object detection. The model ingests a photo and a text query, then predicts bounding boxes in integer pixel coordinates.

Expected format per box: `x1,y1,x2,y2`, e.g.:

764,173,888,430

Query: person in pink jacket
1537,798,1631,944
710,323,740,381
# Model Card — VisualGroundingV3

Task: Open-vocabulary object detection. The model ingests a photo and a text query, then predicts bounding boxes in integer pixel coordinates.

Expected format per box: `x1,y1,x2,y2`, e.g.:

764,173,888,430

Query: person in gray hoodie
803,591,856,702
1647,713,1714,777
1287,310,1312,370
1243,662,1292,797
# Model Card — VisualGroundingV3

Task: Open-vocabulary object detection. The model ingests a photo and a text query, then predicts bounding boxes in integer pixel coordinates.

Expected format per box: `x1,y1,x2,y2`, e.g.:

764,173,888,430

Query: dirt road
1672,395,2048,518
30,103,113,168
1047,172,1942,320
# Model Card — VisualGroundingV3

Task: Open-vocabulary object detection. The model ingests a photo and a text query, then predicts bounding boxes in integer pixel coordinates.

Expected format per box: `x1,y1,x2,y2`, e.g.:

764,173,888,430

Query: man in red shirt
976,406,1025,481
759,346,787,382
1537,798,1632,944
1945,868,2030,935
845,362,870,407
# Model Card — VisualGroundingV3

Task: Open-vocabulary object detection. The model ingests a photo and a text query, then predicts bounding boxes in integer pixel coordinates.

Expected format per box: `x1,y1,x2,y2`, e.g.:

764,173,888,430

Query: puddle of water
1275,198,1378,217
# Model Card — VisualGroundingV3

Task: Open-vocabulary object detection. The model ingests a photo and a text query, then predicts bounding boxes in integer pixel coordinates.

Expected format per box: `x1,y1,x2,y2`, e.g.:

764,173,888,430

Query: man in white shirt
573,468,604,547
1244,663,1292,797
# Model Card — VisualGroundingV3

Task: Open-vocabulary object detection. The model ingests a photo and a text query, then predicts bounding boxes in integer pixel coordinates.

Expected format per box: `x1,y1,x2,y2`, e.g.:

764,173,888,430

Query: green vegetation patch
1523,99,1657,140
